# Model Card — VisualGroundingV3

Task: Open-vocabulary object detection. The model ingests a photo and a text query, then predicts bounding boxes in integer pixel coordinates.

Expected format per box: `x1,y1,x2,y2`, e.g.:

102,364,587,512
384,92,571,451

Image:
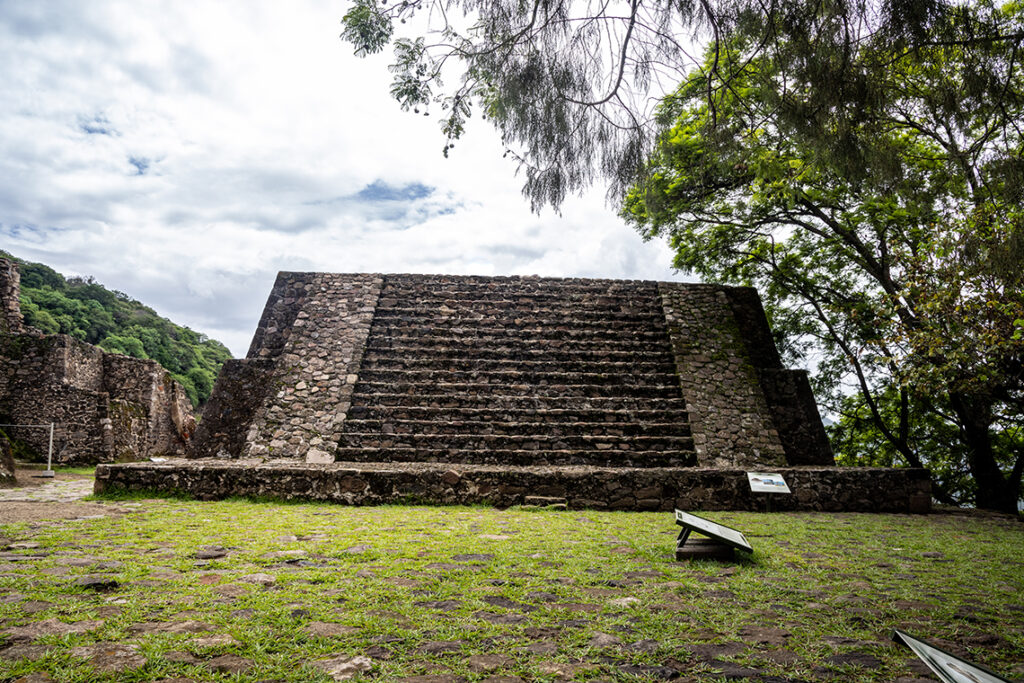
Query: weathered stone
70,643,147,673
0,644,52,660
206,654,254,674
96,273,929,513
238,572,276,586
467,654,513,673
313,654,373,680
589,632,623,648
74,575,120,591
2,618,103,642
190,634,240,649
0,258,195,466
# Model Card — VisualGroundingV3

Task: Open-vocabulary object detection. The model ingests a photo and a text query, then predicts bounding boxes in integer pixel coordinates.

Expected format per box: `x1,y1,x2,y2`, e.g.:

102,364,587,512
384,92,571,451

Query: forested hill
2,251,230,407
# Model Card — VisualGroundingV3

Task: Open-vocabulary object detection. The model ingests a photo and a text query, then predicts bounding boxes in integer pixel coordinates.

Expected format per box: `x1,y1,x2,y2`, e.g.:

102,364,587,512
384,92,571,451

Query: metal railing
0,422,55,477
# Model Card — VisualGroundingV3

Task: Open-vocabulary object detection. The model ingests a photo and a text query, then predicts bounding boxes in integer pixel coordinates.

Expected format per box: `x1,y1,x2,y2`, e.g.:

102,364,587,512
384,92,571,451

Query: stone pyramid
96,273,931,513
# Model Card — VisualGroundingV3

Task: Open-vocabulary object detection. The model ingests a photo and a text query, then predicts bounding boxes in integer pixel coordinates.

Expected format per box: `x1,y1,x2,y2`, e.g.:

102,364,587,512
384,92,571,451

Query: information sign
674,510,753,553
747,472,791,494
892,630,1013,683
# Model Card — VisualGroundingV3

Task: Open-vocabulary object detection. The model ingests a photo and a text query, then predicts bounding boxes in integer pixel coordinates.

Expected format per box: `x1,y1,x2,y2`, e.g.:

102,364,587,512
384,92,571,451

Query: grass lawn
1,493,1022,682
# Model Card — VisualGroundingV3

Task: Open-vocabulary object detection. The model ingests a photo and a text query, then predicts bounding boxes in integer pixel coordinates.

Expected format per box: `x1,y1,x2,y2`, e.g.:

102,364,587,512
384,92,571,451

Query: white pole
45,422,54,476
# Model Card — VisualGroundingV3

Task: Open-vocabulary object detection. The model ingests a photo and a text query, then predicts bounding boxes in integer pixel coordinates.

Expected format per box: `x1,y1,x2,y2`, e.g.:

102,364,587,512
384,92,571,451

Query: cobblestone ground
0,477,93,503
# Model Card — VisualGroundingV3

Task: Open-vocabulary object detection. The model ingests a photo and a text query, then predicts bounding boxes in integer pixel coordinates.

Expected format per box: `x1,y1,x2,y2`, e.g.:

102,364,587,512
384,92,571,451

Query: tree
341,0,1024,510
341,0,1024,210
620,5,1024,511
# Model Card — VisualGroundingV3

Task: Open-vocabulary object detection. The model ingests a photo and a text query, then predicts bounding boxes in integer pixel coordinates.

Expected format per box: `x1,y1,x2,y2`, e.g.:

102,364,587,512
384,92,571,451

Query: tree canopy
341,0,1024,210
343,0,1024,511
620,4,1024,511
5,252,231,407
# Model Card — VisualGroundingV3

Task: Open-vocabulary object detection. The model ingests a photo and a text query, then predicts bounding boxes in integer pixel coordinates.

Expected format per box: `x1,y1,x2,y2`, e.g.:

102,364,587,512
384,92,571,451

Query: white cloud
0,0,694,357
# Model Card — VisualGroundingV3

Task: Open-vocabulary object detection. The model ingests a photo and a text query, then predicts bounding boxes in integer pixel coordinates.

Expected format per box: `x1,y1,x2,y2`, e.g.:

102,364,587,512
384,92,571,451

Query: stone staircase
334,275,697,468
98,272,931,513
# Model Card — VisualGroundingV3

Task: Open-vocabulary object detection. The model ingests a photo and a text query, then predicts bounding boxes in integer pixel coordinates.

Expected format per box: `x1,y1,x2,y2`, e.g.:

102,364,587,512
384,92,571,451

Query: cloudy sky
0,1,691,356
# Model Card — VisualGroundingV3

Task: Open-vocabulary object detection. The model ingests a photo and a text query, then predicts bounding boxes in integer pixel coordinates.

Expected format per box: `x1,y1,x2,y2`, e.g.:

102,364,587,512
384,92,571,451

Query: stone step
373,307,667,325
345,405,690,424
376,290,663,307
361,346,677,364
376,294,663,311
365,336,674,353
349,393,688,410
371,319,668,335
365,326,672,344
358,356,678,375
381,275,659,292
342,418,691,437
351,381,680,399
330,446,697,468
337,432,694,452
354,369,680,389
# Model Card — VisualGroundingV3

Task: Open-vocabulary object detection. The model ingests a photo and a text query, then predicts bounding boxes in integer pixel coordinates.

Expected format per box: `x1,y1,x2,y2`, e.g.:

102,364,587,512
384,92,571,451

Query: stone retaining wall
95,459,932,513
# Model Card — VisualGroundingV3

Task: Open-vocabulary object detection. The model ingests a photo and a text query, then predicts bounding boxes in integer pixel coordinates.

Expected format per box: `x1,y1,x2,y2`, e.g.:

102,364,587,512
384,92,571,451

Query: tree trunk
950,393,1021,514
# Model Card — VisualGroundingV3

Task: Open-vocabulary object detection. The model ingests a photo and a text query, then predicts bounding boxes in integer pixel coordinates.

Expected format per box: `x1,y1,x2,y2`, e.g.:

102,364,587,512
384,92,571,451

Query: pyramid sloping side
192,273,833,468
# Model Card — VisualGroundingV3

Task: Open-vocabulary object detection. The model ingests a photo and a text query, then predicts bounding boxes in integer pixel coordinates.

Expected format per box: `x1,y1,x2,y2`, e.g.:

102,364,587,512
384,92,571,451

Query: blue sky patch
78,115,116,136
128,156,150,176
355,180,433,202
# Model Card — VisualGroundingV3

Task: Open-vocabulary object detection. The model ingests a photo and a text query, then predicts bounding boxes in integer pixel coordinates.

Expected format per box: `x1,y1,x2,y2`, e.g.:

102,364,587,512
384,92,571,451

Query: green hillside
2,251,231,407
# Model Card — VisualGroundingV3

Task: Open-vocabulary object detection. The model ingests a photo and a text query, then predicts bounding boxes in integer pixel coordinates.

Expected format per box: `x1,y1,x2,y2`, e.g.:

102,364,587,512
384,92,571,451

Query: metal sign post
0,422,56,477
747,472,790,512
674,510,754,560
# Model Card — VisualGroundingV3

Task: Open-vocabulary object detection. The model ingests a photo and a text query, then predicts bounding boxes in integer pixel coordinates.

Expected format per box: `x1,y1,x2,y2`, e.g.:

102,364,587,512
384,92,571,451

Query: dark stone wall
0,258,196,465
0,259,24,336
658,283,789,468
191,272,383,461
760,369,835,466
246,272,314,359
659,282,834,467
95,460,931,513
720,288,834,466
190,358,278,459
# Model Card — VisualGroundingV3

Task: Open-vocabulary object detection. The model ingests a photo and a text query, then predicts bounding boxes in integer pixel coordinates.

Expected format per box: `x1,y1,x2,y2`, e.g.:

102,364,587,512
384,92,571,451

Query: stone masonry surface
95,459,932,513
659,284,834,467
191,274,834,469
0,258,196,465
107,272,927,512
192,273,382,462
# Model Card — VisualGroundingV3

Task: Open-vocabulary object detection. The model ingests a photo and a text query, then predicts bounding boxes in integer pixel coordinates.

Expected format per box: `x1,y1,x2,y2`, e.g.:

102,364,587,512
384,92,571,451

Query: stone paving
0,477,93,503
2,483,1022,682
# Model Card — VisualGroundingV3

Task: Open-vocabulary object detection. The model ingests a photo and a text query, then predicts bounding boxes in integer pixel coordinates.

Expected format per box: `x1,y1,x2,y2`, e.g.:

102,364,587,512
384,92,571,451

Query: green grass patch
1,501,1022,682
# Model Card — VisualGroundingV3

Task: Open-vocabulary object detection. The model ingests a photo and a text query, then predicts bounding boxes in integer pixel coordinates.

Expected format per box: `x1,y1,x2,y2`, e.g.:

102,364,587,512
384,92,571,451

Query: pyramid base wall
95,459,931,513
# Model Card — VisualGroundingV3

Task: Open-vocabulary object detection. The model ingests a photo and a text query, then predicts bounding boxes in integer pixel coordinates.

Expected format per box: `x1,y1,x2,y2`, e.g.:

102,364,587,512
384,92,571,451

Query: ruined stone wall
659,283,834,468
0,259,24,336
759,369,835,466
659,283,789,468
103,354,195,461
192,272,383,461
721,288,835,466
0,258,196,464
0,335,107,463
